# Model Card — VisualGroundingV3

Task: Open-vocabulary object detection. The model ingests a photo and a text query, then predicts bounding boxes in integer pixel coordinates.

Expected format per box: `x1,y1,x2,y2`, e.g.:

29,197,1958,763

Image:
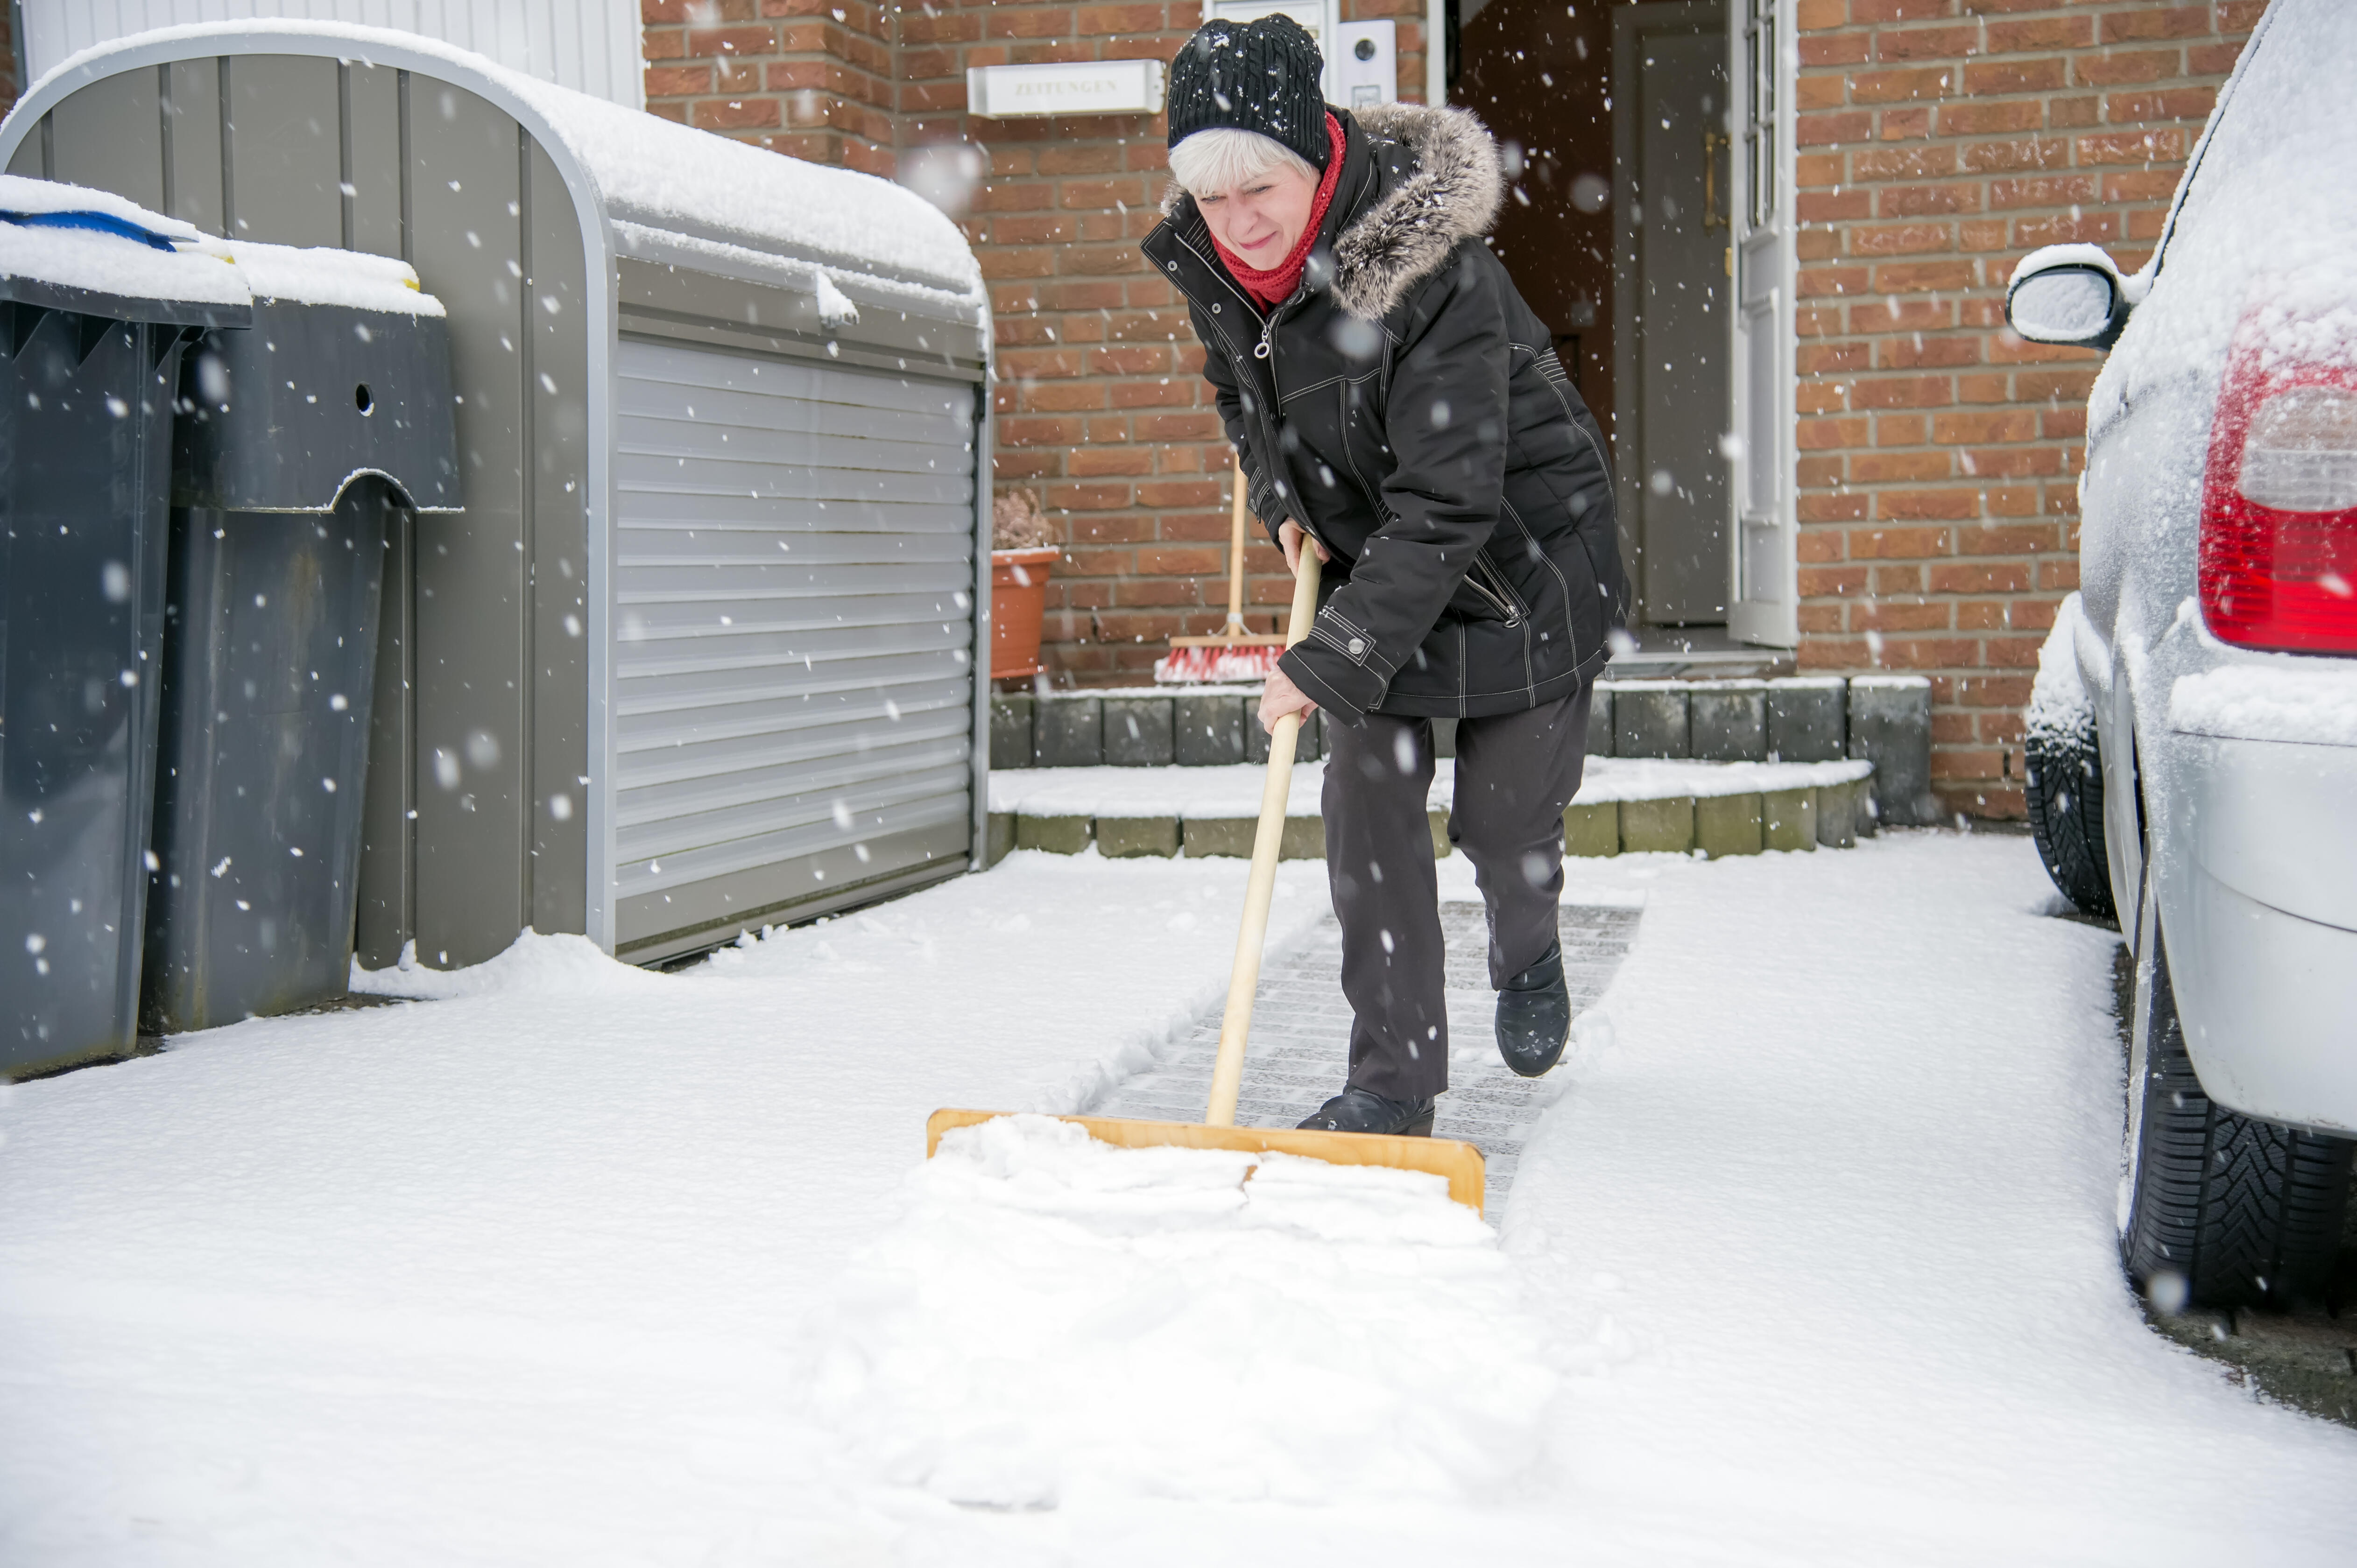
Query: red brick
1851,450,1955,482
2103,6,2210,42
1853,374,1955,409
1851,67,1958,103
1877,183,1981,217
1984,16,2090,52
685,24,780,56
1958,524,2060,555
1937,99,2044,135
1800,565,1871,597
1852,222,1955,256
1877,488,1982,520
1962,57,2067,94
1877,335,1982,370
1875,25,1978,61
1798,111,1875,147
1987,174,2097,210
1851,526,1955,557
1852,146,1957,181
2105,87,2218,124
2076,129,2188,166
1878,107,1935,141
1929,561,2031,594
1961,137,2067,173
1872,260,1978,292
1849,0,1954,20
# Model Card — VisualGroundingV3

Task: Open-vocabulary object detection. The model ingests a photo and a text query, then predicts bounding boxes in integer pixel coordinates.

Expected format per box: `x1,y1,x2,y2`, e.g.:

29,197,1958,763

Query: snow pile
212,240,442,316
0,173,246,307
2168,660,2357,747
2026,592,2095,748
30,22,985,310
351,930,662,1001
810,1113,1558,1511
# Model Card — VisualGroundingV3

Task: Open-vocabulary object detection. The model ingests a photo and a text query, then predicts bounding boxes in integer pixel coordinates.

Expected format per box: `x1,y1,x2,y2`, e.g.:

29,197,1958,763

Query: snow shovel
928,548,1488,1212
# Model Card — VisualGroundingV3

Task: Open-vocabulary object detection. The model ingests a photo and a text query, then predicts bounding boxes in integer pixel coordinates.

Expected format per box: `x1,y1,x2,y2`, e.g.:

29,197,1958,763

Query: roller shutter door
612,337,977,957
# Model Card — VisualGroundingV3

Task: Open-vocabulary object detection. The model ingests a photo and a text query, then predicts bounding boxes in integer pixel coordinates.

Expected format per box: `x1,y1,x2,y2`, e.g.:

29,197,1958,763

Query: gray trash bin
141,243,457,1034
0,180,251,1077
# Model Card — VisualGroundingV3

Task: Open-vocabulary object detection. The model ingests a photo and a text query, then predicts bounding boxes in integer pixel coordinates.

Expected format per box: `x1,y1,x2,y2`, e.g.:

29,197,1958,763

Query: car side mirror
2005,246,2134,350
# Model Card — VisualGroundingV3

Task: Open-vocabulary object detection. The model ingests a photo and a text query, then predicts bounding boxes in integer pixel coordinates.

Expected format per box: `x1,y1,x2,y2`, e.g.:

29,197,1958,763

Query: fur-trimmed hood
1160,103,1506,320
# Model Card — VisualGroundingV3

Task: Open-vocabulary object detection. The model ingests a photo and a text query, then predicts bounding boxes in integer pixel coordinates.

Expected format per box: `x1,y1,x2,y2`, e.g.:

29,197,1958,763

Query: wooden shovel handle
1225,456,1250,633
1204,546,1321,1128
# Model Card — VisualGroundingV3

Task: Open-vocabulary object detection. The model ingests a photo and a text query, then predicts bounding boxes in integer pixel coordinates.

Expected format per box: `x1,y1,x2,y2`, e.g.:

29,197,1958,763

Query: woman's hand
1261,522,1328,732
1277,519,1331,575
1257,668,1317,735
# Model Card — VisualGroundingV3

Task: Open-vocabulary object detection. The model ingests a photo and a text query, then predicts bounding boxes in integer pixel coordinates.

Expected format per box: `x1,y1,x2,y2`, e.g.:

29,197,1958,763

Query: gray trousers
1320,685,1593,1101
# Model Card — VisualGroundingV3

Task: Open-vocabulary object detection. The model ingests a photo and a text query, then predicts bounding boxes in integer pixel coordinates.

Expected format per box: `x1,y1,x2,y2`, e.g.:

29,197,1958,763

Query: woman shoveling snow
1143,14,1626,1137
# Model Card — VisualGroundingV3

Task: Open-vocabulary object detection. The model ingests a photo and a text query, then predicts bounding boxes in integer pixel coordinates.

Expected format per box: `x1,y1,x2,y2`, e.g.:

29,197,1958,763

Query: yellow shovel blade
925,1108,1486,1213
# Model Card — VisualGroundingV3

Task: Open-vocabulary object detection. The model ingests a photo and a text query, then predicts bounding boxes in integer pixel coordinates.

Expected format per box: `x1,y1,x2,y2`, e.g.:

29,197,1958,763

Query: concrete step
993,672,1936,823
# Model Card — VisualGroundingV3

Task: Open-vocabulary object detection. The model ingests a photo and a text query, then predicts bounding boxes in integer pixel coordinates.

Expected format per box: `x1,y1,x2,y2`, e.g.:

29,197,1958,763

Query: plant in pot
989,489,1060,681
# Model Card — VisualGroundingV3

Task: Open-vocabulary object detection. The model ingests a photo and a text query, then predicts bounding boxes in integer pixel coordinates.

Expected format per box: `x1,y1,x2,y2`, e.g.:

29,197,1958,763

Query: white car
2009,0,2355,1314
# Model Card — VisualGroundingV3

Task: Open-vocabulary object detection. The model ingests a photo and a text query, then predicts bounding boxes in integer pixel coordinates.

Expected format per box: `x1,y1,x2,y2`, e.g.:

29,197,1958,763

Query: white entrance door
1726,0,1798,647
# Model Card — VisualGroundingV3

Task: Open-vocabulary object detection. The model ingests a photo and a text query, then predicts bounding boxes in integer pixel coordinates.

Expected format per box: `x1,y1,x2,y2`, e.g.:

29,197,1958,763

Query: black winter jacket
1142,104,1626,720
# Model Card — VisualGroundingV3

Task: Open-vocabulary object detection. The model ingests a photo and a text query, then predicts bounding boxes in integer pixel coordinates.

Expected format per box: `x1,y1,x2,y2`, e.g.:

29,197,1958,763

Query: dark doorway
1452,0,1733,636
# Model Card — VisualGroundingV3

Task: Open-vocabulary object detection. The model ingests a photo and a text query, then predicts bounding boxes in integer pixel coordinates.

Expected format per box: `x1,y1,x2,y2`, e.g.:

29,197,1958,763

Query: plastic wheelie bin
141,243,457,1034
0,178,250,1077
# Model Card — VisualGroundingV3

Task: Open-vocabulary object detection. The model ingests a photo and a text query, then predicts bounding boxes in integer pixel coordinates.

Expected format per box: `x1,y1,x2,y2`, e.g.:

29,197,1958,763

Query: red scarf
1210,113,1347,311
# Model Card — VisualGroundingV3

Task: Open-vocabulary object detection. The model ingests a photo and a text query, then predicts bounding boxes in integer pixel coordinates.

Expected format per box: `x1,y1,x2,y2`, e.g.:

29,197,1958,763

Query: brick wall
641,0,898,173
1792,0,2259,816
642,0,1436,684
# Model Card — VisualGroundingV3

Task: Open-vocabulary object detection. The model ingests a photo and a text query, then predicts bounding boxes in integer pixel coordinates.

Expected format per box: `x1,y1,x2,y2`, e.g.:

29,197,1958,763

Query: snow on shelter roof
0,173,248,309
21,20,988,315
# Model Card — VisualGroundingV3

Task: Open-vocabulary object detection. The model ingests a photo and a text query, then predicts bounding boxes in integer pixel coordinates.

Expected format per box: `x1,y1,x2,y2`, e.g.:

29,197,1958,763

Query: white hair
1168,127,1317,197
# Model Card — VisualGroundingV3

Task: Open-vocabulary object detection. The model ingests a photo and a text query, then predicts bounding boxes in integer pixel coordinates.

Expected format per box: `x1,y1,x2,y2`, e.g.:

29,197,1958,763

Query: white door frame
1725,0,1799,647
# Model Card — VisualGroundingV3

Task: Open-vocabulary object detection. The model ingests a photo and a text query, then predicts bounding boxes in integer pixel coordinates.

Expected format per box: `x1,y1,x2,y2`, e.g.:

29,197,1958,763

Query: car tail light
2199,336,2357,654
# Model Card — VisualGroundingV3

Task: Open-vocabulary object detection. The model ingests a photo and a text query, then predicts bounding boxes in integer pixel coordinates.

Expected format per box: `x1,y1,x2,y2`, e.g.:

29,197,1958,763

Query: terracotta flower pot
989,547,1060,680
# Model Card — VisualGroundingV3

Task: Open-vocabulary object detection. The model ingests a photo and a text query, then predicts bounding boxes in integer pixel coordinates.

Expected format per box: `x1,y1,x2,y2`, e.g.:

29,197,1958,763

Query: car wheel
2120,883,2354,1310
2024,713,2114,921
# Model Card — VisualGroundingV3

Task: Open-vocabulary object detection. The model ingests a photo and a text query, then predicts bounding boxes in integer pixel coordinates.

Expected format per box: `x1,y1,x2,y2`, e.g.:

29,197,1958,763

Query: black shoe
1496,943,1571,1077
1297,1086,1438,1137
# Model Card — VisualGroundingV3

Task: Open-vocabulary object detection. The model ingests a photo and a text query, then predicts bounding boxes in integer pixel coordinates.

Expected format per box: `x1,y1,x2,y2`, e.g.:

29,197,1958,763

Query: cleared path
1093,899,1640,1218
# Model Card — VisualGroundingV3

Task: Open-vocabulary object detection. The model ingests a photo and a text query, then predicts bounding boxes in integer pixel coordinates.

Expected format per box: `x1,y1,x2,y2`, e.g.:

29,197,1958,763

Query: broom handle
1225,457,1249,633
1205,544,1322,1127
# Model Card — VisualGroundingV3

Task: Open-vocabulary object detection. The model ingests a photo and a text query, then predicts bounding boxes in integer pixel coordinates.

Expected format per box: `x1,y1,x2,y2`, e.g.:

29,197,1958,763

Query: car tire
2024,715,2114,921
2121,896,2354,1310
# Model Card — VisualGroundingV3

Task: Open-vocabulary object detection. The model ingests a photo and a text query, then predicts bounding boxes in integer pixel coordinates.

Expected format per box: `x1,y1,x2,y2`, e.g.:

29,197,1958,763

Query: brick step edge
986,773,1875,865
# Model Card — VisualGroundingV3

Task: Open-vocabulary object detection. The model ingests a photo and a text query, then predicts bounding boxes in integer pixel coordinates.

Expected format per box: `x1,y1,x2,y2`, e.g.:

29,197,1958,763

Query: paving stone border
991,674,1928,826
985,760,1877,867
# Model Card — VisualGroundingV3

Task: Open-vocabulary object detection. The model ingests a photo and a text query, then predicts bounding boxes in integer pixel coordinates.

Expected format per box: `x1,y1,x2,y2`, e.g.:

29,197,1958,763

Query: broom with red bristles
1154,457,1289,683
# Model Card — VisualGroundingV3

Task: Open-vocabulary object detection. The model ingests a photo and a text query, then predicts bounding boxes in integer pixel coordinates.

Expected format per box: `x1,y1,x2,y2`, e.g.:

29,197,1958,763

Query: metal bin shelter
144,244,458,1034
2,21,994,971
0,182,249,1075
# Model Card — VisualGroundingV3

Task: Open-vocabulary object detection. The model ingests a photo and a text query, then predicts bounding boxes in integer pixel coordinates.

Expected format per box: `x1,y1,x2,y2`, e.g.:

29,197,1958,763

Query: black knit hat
1165,15,1331,172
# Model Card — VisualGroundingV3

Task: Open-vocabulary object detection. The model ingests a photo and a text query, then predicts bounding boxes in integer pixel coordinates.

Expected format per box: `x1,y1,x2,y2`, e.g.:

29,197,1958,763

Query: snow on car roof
2092,0,2357,421
21,20,986,311
0,172,248,307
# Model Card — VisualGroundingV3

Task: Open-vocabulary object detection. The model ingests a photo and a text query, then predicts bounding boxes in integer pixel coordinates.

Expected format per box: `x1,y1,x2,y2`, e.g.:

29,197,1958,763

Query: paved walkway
1087,899,1642,1220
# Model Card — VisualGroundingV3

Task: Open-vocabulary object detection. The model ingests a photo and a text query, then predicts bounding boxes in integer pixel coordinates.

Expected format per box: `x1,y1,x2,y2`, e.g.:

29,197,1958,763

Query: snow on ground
3,836,2354,1564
